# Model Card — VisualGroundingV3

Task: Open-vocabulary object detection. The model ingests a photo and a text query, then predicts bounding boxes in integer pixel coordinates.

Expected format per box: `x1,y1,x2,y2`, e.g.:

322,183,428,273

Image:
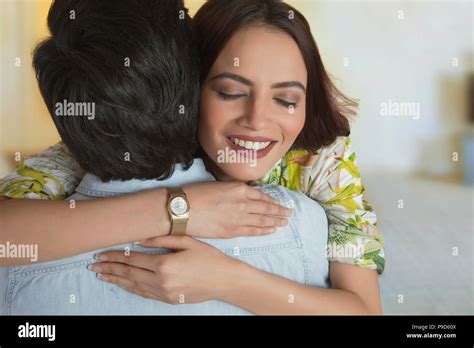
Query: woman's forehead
210,26,307,85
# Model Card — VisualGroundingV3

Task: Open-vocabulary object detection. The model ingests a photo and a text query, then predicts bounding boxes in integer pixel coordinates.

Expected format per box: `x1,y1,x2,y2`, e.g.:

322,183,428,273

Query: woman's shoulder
284,136,351,172
256,136,351,191
0,142,85,199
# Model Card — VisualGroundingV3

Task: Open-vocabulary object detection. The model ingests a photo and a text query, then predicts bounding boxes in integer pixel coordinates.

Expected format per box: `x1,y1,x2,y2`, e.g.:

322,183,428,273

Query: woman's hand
89,235,244,304
183,181,292,238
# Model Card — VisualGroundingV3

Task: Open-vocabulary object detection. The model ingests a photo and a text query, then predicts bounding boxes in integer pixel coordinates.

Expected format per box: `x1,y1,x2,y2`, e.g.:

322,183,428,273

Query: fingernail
95,254,107,261
136,238,152,246
97,272,108,281
89,264,100,272
266,228,276,233
286,210,294,217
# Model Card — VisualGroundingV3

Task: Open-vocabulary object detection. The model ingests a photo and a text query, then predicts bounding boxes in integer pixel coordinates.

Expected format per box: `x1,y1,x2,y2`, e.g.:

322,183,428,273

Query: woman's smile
225,134,278,159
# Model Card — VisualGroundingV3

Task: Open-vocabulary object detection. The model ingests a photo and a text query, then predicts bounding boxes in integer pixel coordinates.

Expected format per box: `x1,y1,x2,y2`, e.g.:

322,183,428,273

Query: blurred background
0,0,473,314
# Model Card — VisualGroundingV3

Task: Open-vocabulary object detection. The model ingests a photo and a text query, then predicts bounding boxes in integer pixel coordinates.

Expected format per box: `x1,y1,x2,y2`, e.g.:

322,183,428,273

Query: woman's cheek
201,94,231,127
198,97,228,156
281,108,306,146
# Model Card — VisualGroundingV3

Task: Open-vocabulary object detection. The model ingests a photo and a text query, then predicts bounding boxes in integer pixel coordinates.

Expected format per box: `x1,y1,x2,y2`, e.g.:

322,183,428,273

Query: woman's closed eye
217,91,298,109
273,98,297,108
217,91,247,101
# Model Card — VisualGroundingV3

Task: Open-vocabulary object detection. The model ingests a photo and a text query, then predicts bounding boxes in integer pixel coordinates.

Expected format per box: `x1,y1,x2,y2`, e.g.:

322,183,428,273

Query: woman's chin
218,163,271,182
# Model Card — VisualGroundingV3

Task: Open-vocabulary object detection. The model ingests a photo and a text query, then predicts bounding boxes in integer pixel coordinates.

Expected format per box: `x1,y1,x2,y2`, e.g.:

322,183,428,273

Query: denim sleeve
0,267,8,315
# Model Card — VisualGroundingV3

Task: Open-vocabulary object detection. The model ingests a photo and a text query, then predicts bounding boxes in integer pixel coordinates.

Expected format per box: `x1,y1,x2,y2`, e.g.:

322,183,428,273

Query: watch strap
167,187,189,236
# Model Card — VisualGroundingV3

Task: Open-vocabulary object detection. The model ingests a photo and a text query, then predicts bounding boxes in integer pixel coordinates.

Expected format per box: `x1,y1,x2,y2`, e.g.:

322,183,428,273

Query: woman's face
198,25,307,182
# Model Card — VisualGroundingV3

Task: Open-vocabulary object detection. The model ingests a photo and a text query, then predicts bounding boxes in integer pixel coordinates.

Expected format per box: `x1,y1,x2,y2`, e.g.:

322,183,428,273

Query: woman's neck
199,152,251,184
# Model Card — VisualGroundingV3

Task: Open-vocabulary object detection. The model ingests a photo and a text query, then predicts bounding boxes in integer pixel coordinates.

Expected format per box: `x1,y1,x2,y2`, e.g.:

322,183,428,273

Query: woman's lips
225,137,277,160
227,134,276,142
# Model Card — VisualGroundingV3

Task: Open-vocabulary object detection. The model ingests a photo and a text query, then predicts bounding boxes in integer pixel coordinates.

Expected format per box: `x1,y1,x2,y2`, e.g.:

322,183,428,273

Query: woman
0,0,384,314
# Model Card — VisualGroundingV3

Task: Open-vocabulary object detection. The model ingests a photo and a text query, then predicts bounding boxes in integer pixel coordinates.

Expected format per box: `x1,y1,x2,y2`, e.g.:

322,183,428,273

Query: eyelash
217,92,297,108
217,92,245,101
274,98,297,108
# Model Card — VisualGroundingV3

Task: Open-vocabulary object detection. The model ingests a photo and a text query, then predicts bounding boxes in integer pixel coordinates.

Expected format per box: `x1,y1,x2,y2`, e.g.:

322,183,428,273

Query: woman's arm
0,189,170,265
1,143,167,265
221,260,382,315
91,235,382,315
0,182,291,266
2,189,295,267
0,143,292,266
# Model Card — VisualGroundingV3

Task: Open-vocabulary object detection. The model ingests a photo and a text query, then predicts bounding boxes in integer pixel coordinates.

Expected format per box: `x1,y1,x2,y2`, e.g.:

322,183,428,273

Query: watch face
170,196,188,215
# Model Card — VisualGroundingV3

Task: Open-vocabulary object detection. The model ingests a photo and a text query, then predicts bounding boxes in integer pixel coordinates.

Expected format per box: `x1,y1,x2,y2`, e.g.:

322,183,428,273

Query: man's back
1,160,329,315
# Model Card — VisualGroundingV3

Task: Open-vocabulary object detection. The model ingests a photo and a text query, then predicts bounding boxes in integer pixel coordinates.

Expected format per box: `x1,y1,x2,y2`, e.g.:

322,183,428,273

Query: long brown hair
193,0,357,152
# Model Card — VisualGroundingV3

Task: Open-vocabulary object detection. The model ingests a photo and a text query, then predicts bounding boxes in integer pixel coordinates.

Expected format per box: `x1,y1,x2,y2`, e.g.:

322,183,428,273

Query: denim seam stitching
288,218,309,285
11,259,95,279
279,188,309,285
75,187,120,197
6,270,16,315
262,186,309,284
221,241,300,256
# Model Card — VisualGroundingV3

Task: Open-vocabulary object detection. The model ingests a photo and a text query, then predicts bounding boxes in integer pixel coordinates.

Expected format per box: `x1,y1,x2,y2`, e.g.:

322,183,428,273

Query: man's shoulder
66,192,93,201
258,184,296,209
257,184,326,218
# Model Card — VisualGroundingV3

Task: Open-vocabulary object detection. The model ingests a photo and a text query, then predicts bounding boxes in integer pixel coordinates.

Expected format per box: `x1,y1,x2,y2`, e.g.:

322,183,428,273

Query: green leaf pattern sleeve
256,136,385,274
0,142,85,199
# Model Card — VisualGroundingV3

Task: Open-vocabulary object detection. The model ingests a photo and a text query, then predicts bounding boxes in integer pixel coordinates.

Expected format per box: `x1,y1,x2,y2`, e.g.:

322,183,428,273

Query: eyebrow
271,81,306,94
210,72,306,94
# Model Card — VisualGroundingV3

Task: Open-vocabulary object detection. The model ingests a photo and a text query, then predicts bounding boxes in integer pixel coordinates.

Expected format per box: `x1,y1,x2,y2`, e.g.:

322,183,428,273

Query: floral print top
0,136,385,273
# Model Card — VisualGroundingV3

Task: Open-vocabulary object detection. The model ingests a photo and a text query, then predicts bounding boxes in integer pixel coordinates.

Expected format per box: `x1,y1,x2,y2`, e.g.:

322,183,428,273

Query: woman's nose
236,95,272,131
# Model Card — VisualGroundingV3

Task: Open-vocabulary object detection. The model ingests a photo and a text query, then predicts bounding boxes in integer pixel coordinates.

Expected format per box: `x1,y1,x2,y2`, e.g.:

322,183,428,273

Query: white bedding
363,172,473,314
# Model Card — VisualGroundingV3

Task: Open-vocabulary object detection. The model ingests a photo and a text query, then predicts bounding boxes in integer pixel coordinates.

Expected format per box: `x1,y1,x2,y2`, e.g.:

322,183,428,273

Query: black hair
33,0,200,181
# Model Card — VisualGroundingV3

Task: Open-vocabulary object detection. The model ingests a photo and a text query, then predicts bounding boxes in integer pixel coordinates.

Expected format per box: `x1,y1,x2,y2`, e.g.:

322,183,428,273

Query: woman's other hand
183,182,292,238
90,235,245,304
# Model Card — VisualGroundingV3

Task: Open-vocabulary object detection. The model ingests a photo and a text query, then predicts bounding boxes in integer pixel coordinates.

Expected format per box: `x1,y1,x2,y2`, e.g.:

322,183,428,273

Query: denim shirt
0,159,329,315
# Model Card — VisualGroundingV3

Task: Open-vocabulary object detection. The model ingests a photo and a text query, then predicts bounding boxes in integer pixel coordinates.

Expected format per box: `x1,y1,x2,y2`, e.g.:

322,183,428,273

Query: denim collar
75,159,215,197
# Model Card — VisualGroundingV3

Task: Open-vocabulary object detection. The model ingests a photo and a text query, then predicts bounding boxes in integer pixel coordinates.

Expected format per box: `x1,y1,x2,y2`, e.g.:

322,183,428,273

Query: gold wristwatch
166,187,190,236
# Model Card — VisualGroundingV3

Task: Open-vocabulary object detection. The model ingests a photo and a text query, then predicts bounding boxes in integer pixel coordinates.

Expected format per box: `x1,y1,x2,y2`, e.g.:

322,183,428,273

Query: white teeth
230,137,272,151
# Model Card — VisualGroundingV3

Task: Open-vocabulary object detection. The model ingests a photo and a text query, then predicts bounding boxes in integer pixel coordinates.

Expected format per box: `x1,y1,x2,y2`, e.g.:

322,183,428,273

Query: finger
248,200,293,217
121,285,159,301
138,235,196,249
246,214,289,228
97,273,160,300
235,226,277,236
95,250,158,270
245,186,280,205
89,262,156,284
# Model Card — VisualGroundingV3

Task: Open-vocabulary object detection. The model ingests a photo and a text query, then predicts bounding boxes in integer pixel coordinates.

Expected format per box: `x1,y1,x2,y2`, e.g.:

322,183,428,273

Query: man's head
33,0,200,181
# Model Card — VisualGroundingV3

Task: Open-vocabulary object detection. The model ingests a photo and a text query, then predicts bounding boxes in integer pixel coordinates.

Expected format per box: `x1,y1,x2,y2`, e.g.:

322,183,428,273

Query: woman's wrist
214,257,258,304
154,188,172,236
138,188,171,238
112,188,171,243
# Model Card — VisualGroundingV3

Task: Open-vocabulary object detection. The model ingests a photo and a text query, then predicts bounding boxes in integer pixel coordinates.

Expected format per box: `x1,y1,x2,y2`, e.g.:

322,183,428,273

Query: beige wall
1,0,472,179
1,0,59,174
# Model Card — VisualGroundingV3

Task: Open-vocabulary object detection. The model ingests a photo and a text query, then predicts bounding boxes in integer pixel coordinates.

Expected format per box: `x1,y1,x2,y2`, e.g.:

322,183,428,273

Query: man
0,0,328,314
